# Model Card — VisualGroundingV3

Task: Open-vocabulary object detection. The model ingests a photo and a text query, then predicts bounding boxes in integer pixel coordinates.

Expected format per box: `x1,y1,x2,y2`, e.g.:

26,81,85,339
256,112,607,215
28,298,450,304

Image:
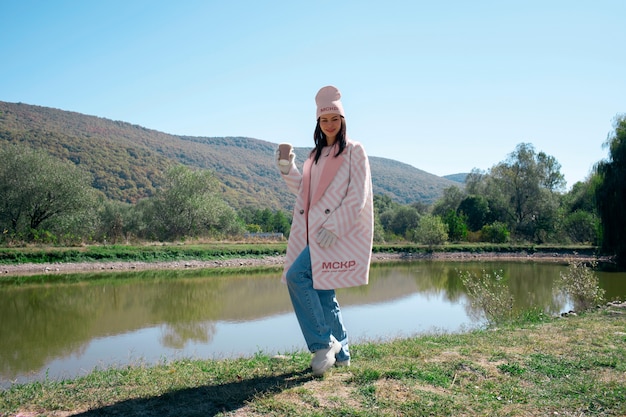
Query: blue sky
2,1,624,188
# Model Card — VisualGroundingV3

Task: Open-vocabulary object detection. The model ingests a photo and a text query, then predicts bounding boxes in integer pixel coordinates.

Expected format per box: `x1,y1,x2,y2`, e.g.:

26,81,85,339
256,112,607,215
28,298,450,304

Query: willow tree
595,114,626,264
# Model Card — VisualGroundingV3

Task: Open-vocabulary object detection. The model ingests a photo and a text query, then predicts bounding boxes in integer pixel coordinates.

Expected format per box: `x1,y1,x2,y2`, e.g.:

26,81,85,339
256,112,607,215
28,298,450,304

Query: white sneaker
335,359,350,367
311,337,342,376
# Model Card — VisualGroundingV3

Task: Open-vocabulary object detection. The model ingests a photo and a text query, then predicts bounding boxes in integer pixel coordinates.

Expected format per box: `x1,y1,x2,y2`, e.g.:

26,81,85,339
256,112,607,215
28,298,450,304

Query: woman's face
319,113,342,143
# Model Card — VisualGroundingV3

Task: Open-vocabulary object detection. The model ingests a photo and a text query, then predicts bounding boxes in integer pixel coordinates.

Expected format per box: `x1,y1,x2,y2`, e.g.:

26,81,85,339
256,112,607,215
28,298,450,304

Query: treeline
374,142,596,246
374,113,626,262
1,115,625,264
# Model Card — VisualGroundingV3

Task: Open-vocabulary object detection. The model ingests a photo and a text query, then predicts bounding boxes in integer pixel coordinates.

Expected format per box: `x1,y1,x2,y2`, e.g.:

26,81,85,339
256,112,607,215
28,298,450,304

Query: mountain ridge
0,100,461,211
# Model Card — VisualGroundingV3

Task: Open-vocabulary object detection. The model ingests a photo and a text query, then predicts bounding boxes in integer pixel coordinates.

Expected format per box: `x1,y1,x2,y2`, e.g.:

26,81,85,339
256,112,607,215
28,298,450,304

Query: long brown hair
311,116,347,164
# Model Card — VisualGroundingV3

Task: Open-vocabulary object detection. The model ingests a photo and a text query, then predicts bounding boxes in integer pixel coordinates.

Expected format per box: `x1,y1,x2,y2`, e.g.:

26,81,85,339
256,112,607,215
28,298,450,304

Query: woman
276,85,374,376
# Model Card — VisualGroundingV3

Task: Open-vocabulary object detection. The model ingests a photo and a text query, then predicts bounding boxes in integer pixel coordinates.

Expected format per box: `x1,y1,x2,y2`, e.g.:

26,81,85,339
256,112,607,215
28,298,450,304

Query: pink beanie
315,85,345,119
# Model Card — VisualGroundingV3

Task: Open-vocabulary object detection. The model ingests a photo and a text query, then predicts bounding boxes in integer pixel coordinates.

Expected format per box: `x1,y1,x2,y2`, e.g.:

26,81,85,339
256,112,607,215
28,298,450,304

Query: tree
271,210,291,236
148,165,243,240
381,205,421,238
409,214,448,246
563,179,597,214
373,194,400,241
537,151,566,192
480,222,510,243
442,210,467,242
464,168,488,195
431,186,464,217
595,114,626,264
254,208,274,232
0,144,98,243
373,194,398,215
472,143,565,242
410,201,430,215
237,207,291,236
562,210,599,244
95,199,144,243
457,195,490,232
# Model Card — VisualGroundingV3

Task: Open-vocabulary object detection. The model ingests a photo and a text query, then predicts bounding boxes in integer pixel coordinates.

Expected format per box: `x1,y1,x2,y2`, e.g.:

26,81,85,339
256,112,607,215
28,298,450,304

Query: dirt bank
0,251,609,277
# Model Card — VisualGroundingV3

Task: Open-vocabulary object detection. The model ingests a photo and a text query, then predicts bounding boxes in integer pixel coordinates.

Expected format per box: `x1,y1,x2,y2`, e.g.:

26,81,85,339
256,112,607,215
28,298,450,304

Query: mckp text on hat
316,85,345,119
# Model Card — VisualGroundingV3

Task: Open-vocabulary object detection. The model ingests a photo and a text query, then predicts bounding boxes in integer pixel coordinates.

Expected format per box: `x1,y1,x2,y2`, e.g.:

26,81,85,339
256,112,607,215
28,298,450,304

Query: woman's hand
316,228,337,248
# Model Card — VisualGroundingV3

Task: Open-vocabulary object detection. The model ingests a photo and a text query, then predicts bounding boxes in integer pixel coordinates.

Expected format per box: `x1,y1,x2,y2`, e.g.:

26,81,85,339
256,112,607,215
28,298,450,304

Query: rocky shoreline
0,251,609,277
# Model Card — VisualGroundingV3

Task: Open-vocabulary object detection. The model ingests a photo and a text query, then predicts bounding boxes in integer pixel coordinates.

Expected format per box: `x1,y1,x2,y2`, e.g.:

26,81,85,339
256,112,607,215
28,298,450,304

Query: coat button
299,209,304,214
325,209,330,214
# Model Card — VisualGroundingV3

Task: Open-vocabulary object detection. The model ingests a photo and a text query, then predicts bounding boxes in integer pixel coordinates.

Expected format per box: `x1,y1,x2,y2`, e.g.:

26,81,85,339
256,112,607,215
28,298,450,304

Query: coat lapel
302,158,313,210
310,152,346,208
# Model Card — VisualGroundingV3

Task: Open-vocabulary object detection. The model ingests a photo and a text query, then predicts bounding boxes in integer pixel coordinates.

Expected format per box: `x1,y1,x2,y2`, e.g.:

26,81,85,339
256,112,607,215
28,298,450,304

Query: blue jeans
286,246,350,361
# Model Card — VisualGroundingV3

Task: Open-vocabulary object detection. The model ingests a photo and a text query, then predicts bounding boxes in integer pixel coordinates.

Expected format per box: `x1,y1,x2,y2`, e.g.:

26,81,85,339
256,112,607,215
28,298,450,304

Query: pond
1,260,625,388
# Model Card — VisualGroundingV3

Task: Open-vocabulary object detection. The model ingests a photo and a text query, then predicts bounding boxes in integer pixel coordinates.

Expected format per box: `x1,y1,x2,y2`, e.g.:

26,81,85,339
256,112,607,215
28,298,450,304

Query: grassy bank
0,242,289,265
2,305,625,416
0,242,599,265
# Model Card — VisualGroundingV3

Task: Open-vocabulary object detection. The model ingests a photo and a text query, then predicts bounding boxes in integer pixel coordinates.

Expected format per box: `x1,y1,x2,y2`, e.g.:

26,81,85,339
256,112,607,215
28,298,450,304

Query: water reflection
1,261,624,388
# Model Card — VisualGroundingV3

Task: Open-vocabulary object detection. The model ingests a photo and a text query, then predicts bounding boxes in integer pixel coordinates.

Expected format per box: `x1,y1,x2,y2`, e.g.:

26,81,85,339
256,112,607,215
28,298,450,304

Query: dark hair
311,116,347,164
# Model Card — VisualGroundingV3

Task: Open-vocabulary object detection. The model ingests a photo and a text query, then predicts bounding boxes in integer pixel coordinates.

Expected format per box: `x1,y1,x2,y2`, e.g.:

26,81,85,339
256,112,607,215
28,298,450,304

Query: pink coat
281,139,374,289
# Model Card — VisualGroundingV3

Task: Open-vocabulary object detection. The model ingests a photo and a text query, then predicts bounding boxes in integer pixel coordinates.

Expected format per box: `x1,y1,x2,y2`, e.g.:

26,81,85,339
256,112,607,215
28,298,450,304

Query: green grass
372,242,599,256
0,242,288,265
2,305,625,416
0,241,598,266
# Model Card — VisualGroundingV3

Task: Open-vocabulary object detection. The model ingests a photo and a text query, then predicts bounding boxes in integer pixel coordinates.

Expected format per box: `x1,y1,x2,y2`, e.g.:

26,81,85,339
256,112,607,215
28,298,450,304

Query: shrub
442,210,468,242
459,269,515,325
558,260,605,311
480,222,510,243
562,210,599,244
408,214,448,246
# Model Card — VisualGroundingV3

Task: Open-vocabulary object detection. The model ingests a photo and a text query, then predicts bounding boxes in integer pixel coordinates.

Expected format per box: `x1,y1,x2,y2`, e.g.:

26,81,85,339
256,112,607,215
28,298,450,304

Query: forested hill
0,101,460,211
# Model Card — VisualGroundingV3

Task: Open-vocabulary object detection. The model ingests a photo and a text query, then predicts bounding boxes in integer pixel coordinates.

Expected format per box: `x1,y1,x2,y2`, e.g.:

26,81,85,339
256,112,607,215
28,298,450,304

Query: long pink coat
281,139,374,290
